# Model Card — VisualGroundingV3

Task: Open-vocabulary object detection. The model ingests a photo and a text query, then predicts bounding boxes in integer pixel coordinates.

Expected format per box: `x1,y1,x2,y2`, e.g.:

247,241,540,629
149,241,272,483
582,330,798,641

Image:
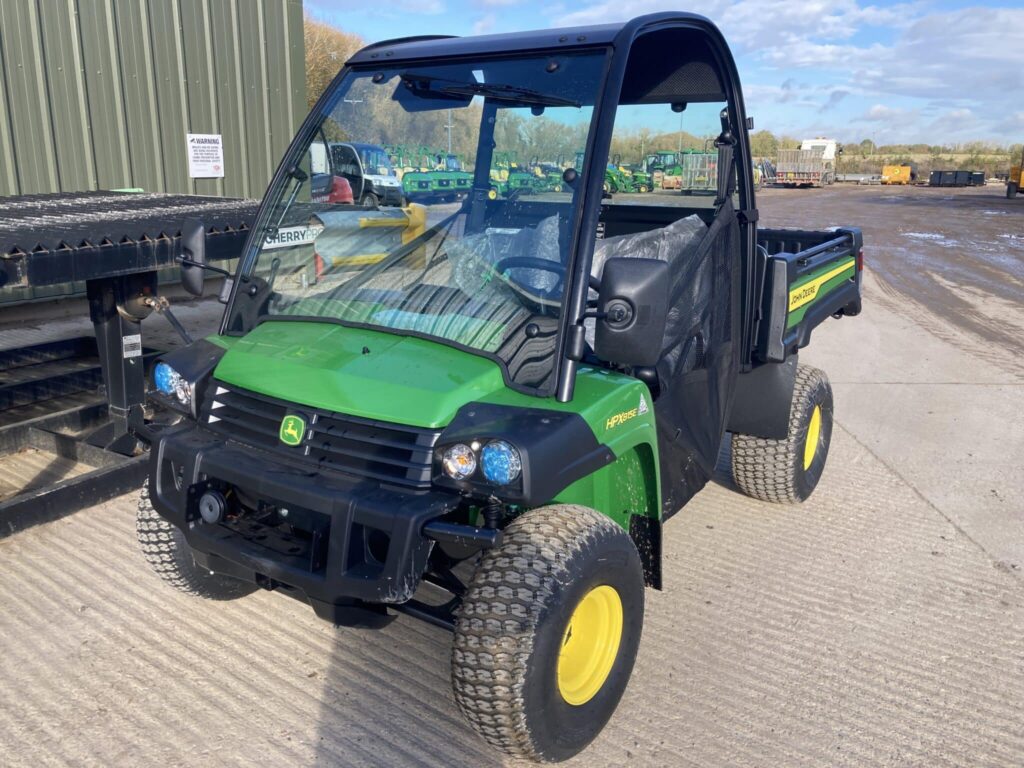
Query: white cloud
863,104,905,122
554,0,917,47
551,1,1023,141
473,13,497,34
395,0,446,14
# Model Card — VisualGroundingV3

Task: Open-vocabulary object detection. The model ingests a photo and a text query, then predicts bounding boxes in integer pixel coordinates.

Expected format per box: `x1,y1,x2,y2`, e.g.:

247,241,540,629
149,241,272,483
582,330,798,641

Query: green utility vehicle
138,13,863,763
576,150,631,194
393,147,473,202
490,150,538,197
611,154,653,192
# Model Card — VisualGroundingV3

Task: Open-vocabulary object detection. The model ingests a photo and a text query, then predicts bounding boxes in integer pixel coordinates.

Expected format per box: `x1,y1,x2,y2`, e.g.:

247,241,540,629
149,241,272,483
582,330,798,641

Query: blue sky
304,0,1024,145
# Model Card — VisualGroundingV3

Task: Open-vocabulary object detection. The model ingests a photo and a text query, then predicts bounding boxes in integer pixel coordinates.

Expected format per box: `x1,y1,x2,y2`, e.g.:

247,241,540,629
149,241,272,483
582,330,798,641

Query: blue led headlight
152,361,192,407
154,362,177,395
480,440,522,486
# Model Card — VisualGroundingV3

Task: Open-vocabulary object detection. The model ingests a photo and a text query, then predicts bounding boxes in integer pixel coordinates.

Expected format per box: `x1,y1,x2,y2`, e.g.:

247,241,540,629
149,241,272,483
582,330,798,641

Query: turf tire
731,364,834,503
452,505,644,762
136,480,256,600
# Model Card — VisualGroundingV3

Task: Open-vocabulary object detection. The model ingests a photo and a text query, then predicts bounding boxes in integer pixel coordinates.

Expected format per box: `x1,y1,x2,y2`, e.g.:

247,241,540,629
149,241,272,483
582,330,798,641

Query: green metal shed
0,0,306,200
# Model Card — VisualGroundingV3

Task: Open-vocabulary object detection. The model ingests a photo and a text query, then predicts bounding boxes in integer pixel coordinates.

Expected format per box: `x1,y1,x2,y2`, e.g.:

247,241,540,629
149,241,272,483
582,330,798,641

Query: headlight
153,362,192,407
442,443,477,480
480,440,522,485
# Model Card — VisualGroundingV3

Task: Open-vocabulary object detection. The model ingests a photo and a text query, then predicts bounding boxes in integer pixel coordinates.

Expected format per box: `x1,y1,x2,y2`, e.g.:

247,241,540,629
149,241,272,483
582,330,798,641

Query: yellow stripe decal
788,259,855,313
331,253,387,266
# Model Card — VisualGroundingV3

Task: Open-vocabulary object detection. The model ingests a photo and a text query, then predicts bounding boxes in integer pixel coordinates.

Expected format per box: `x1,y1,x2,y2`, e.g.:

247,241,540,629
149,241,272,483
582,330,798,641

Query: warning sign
187,133,225,178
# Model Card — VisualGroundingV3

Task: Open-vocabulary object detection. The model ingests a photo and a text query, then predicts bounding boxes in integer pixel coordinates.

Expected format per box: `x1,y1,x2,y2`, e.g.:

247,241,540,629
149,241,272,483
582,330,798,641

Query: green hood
213,321,507,428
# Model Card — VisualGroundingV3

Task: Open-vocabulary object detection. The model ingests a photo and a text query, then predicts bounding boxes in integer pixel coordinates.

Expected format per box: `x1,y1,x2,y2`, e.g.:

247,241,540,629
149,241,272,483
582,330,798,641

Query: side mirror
180,217,206,297
594,258,670,367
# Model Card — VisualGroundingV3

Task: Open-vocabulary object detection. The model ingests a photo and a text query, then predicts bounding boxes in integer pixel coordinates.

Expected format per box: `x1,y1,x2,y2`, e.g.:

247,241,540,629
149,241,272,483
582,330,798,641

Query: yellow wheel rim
557,585,623,706
803,404,822,471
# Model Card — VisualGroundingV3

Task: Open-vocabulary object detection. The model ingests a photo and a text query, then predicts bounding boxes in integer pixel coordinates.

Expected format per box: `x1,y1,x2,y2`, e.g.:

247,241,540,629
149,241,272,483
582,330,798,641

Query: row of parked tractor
376,145,722,204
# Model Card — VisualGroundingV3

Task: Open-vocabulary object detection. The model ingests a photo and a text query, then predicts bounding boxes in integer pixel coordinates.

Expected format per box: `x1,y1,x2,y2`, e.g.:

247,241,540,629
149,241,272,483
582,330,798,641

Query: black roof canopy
346,13,732,105
348,13,716,66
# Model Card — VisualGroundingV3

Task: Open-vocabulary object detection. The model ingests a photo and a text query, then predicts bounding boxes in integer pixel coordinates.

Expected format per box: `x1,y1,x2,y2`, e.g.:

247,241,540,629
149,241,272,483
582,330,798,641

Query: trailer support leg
86,273,154,455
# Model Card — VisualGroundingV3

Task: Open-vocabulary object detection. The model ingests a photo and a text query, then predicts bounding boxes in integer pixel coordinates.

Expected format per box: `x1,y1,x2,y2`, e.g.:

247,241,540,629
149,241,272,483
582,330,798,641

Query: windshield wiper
439,82,580,108
401,74,580,108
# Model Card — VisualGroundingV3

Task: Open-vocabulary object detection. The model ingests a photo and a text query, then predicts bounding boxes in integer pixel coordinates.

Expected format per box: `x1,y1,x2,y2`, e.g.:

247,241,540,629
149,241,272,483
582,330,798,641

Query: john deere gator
137,13,864,763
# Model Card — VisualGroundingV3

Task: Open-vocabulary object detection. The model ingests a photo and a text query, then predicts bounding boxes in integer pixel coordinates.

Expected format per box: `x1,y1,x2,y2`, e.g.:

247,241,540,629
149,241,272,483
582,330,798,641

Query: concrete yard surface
1,184,1023,766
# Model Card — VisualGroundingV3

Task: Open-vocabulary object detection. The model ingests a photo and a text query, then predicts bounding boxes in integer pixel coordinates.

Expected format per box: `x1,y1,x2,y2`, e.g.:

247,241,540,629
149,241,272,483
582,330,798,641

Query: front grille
202,383,441,488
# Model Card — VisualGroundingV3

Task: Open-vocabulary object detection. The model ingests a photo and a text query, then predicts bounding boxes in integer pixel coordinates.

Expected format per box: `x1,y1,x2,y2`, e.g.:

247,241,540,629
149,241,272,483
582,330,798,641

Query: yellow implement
881,164,914,185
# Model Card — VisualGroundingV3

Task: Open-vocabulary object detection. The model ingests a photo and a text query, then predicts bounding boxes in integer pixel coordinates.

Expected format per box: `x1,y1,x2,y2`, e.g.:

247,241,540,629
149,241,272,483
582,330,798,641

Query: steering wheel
494,256,566,302
493,256,603,304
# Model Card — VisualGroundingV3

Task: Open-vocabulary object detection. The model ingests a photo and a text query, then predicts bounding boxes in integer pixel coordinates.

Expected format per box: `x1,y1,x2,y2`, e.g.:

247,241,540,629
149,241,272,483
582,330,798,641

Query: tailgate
754,228,863,362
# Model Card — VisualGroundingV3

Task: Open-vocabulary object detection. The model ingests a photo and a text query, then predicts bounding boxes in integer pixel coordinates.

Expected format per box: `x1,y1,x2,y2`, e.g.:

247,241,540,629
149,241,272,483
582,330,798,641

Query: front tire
452,505,644,762
731,364,834,503
136,480,256,600
360,192,379,208
1008,183,1018,199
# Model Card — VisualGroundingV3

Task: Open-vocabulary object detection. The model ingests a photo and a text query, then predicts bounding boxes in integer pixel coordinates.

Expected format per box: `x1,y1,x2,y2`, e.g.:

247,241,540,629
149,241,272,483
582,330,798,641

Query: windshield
227,52,604,392
359,146,395,176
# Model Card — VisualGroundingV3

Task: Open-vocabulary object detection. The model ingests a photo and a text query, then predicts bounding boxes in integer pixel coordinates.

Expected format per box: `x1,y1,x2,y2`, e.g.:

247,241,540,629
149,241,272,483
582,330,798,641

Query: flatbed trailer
0,192,258,534
776,145,836,188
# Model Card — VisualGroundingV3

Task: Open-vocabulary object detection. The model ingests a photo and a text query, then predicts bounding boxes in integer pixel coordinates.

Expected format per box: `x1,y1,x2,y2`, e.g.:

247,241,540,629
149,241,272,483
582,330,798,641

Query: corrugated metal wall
0,0,306,199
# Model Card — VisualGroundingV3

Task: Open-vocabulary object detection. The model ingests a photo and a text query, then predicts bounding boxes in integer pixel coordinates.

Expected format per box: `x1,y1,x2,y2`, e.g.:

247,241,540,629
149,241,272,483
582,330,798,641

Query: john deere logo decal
279,414,306,446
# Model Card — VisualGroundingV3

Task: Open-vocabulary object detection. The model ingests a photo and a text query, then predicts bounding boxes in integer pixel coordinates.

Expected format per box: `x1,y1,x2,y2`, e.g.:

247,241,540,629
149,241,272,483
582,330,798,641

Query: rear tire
452,505,644,762
136,480,256,600
731,364,834,503
360,192,379,208
1008,183,1018,199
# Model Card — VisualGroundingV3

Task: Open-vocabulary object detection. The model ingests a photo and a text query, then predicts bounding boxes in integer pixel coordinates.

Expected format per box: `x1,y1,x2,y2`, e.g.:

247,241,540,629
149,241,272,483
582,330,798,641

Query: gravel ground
1,184,1022,767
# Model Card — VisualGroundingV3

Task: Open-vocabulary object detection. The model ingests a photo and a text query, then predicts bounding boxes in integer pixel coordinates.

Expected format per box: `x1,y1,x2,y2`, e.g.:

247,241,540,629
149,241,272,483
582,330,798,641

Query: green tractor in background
575,151,648,194
644,150,684,189
612,154,653,193
528,156,568,192
490,151,537,197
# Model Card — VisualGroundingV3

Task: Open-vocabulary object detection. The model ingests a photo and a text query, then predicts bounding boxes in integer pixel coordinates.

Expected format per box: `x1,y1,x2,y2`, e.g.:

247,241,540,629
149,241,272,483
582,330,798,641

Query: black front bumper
150,423,459,624
377,185,404,206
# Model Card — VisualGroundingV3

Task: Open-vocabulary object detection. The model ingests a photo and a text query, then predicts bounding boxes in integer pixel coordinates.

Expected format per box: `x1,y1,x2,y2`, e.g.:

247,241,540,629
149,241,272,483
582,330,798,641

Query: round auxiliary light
480,440,522,486
174,378,192,406
442,443,477,480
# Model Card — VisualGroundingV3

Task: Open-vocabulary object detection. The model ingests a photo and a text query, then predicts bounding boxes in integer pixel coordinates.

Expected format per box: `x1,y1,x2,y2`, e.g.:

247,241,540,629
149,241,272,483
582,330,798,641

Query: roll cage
224,13,757,403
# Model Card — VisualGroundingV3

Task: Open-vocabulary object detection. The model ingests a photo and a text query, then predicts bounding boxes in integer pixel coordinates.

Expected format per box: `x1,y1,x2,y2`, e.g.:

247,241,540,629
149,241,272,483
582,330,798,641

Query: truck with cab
137,13,863,763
